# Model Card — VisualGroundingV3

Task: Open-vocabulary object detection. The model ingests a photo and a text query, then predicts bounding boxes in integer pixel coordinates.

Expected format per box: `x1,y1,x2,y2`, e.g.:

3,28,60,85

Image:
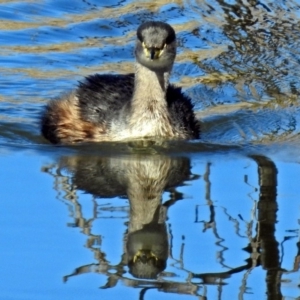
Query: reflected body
41,22,200,144
56,155,193,280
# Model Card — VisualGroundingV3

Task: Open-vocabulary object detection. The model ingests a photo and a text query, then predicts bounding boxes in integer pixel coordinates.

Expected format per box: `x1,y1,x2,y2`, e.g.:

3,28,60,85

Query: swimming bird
41,21,200,144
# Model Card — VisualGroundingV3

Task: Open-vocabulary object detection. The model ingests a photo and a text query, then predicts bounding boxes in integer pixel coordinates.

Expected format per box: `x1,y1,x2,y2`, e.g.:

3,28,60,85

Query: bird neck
131,62,171,108
127,62,177,138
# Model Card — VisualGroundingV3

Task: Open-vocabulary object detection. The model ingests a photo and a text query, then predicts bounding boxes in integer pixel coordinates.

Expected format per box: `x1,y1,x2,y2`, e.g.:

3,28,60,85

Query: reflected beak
133,249,158,263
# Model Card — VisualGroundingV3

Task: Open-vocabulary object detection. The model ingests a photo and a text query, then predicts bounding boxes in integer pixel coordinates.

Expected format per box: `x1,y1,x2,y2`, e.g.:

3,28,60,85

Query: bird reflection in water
43,154,196,282
43,154,299,299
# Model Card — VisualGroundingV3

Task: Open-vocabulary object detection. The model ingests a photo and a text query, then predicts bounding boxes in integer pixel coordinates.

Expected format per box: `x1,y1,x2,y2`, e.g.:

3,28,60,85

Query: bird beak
142,42,166,60
149,48,157,60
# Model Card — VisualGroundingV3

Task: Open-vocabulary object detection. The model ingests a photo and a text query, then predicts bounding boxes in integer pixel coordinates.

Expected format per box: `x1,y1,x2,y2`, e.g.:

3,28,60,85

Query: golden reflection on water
0,0,185,31
0,47,228,82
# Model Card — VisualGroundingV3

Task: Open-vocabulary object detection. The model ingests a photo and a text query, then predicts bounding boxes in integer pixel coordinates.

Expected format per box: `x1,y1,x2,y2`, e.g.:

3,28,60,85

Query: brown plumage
43,93,108,143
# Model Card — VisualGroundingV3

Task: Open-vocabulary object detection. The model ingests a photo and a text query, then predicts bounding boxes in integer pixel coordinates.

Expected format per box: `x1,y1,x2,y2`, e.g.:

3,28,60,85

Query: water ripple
1,0,300,151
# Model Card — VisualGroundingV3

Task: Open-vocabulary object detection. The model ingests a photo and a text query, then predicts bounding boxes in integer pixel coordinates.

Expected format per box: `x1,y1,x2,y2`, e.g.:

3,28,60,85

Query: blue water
1,0,300,299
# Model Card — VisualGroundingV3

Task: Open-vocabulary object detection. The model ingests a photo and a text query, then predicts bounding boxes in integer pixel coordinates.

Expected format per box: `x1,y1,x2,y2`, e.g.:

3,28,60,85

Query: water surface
1,0,300,299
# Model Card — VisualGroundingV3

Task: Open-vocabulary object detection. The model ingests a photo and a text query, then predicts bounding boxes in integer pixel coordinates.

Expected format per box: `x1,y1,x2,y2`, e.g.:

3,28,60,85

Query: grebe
41,21,200,144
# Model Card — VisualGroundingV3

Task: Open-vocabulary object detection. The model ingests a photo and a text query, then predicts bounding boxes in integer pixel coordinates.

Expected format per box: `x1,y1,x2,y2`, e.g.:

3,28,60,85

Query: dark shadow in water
43,153,299,298
194,0,300,145
197,0,300,100
191,155,284,299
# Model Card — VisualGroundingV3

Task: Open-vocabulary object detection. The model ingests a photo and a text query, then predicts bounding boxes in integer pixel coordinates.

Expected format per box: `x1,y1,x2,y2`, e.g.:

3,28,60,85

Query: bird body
41,22,200,144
